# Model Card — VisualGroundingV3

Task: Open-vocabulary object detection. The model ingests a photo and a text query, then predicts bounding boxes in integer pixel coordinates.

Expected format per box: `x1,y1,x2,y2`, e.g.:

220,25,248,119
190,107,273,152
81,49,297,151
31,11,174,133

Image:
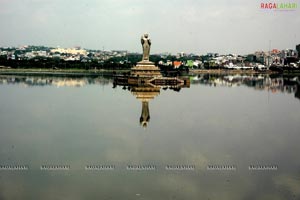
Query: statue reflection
113,80,190,128
140,101,150,127
131,86,160,127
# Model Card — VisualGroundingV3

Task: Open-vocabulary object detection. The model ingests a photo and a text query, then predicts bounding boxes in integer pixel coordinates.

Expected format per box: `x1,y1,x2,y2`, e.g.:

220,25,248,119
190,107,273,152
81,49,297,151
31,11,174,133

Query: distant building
207,53,219,58
281,49,298,65
246,54,256,62
281,49,297,58
186,60,194,68
296,44,300,58
50,48,87,56
34,51,47,57
271,49,280,54
166,60,172,66
254,51,266,64
177,52,186,58
173,61,182,68
0,50,7,56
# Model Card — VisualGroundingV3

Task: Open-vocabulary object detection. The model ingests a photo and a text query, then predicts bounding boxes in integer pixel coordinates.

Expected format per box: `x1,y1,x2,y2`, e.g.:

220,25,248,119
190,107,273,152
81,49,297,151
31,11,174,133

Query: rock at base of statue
131,60,162,77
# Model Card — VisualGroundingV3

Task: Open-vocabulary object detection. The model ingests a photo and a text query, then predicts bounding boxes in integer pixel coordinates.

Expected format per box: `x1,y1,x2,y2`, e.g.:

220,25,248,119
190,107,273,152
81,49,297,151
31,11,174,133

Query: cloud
0,0,299,54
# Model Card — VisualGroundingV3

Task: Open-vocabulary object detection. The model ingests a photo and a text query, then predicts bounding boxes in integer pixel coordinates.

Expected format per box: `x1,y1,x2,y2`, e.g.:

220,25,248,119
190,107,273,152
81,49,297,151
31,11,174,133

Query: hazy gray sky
0,0,299,54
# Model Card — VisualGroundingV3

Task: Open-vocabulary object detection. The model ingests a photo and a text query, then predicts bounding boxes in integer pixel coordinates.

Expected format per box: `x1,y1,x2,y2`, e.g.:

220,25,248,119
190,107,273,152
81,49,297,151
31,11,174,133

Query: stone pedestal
131,61,162,77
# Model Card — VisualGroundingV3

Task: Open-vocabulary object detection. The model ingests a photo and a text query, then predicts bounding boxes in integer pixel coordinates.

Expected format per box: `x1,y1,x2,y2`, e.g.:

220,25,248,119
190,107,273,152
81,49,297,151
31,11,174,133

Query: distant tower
296,44,300,58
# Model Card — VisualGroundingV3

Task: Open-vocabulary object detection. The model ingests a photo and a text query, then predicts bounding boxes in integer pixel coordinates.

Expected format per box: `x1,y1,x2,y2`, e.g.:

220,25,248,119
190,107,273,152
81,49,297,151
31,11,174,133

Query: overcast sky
0,0,299,54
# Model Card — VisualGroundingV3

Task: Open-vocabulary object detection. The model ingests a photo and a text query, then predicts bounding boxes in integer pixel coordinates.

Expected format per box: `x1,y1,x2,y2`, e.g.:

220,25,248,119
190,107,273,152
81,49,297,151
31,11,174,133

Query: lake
0,73,300,200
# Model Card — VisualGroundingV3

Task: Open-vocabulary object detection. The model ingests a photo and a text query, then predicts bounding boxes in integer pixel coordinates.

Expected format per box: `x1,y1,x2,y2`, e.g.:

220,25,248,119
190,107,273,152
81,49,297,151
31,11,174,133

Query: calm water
0,74,300,200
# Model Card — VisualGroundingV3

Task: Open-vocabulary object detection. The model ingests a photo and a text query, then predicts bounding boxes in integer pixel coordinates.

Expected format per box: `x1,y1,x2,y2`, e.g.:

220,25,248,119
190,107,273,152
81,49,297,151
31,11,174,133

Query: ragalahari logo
260,2,298,11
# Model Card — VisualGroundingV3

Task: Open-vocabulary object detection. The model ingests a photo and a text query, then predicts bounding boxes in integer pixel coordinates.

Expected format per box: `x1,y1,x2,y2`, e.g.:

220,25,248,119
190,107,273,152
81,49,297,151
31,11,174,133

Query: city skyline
0,0,299,54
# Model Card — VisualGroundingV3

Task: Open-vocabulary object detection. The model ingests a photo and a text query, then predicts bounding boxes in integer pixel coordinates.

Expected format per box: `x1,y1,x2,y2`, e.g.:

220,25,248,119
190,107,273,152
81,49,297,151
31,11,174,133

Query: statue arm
141,37,144,45
148,39,151,45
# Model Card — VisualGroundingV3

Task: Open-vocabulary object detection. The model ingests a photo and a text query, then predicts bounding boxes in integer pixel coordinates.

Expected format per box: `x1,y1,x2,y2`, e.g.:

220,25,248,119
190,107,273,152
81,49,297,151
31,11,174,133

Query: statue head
140,114,150,128
141,121,148,128
144,33,149,38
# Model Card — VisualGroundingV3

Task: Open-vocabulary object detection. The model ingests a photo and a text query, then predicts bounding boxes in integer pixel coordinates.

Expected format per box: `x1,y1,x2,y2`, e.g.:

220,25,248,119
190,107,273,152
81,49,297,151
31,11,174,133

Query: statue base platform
131,61,162,77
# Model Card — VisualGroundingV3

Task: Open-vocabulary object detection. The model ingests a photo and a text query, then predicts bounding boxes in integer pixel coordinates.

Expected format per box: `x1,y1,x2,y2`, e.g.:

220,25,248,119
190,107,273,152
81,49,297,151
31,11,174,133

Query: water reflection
190,74,300,100
131,86,160,127
0,73,300,199
0,75,113,87
113,76,190,127
1,74,299,100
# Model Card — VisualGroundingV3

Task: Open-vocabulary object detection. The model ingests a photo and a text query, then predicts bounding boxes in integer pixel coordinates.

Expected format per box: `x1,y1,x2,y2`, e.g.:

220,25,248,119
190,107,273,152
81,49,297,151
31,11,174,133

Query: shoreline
189,69,275,75
0,68,299,76
0,68,130,77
